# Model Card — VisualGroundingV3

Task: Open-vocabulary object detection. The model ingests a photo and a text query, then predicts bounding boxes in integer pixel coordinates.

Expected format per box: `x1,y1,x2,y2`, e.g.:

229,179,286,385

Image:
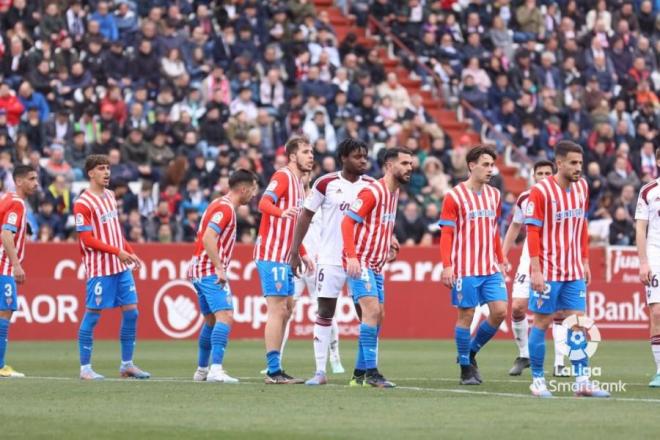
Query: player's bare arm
289,208,314,276
0,229,24,284
637,219,651,285
202,227,226,284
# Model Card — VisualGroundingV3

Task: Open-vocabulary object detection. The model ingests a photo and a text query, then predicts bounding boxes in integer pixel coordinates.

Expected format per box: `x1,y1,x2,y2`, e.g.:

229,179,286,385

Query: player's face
293,144,314,173
390,153,413,184
17,171,39,196
469,154,495,183
343,148,369,175
533,165,553,183
89,164,111,187
557,152,583,182
239,181,258,205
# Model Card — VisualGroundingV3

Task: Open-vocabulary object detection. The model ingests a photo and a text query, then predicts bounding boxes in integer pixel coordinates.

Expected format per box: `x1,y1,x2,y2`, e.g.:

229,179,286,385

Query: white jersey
303,210,322,262
303,172,374,266
635,179,660,263
512,189,531,274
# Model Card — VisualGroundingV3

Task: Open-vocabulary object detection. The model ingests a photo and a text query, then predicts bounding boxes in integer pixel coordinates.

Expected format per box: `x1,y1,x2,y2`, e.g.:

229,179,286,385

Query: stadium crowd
0,0,657,248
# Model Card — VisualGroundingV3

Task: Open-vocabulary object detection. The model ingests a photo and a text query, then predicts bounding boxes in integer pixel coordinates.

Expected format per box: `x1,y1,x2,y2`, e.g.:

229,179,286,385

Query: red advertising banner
605,245,640,283
7,243,649,340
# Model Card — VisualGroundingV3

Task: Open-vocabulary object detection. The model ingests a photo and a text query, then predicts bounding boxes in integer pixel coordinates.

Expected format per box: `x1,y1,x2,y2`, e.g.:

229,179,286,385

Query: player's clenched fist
441,266,454,288
530,268,545,294
346,257,361,279
281,207,299,219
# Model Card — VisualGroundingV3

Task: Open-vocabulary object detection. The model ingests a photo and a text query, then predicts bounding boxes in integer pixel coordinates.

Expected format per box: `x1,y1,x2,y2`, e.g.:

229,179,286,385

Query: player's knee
511,303,527,321
650,305,660,325
490,308,507,324
457,309,474,327
204,314,216,327
0,310,12,320
122,308,139,322
215,311,233,326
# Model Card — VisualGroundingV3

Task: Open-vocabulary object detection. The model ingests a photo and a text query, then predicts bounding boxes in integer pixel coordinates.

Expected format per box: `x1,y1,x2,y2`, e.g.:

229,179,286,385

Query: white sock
121,360,133,367
552,321,567,366
329,318,340,362
80,364,91,371
280,315,293,358
512,318,529,358
652,338,660,374
314,316,333,373
533,377,547,388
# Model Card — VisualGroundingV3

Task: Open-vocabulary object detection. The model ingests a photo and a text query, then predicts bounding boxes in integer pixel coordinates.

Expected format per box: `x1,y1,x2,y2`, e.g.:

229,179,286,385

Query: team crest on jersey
537,298,543,308
275,282,282,291
7,212,17,226
456,292,463,303
211,212,223,224
526,202,535,216
266,180,278,192
351,199,363,212
76,213,85,226
364,281,372,292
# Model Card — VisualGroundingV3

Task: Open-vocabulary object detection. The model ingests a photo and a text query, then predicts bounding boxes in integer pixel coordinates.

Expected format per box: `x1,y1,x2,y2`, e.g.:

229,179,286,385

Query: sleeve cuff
209,223,222,234
346,210,364,224
524,219,543,227
76,226,93,232
437,220,456,228
264,191,279,203
2,224,17,233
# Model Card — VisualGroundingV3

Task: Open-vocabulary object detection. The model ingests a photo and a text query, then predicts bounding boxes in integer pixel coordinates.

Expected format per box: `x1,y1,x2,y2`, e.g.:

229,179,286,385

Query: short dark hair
336,138,368,164
382,147,413,165
85,154,110,175
285,136,309,157
12,164,35,181
555,140,583,158
466,146,496,166
533,159,556,173
229,169,258,188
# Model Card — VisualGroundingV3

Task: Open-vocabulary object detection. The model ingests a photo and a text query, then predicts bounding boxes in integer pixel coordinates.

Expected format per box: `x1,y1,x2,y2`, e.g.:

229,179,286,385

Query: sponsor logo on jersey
76,213,85,226
211,212,223,224
350,199,363,212
7,212,18,226
266,180,278,192
526,202,535,216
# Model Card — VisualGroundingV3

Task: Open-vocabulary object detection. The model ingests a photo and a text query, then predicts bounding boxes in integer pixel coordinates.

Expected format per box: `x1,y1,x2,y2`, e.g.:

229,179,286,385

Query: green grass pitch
2,339,659,439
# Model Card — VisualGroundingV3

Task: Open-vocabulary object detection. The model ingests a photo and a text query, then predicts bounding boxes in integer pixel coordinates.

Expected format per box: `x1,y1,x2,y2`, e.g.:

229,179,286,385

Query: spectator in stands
607,155,641,195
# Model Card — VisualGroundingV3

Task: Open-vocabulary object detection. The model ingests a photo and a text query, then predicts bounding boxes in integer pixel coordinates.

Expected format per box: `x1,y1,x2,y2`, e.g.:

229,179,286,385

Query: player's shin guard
211,322,230,365
552,318,567,366
470,320,498,354
120,309,138,363
313,315,333,373
455,326,471,366
266,350,281,375
0,318,9,368
78,311,100,366
528,327,546,378
198,324,213,368
359,323,378,370
512,318,529,358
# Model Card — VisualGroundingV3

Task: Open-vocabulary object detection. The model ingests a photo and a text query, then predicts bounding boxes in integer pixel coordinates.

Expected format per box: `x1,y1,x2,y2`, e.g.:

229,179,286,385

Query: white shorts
646,266,660,304
294,272,317,299
315,264,348,299
511,271,531,299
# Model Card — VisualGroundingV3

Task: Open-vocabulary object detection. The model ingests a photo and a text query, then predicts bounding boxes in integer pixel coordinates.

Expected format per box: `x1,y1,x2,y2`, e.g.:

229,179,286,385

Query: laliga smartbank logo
548,314,627,393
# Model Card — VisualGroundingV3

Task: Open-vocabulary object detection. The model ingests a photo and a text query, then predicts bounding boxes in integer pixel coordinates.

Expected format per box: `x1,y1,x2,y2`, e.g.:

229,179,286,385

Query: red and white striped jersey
439,183,502,277
74,189,129,278
524,176,589,281
254,167,305,263
189,196,236,279
344,178,399,274
0,193,27,276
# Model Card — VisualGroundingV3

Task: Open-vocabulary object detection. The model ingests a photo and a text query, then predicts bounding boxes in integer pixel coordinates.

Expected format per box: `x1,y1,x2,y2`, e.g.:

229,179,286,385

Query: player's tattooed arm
289,208,315,276
637,219,651,285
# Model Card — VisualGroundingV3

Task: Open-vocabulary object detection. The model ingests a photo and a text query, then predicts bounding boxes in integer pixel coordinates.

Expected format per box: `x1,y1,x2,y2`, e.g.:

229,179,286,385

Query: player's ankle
353,368,365,377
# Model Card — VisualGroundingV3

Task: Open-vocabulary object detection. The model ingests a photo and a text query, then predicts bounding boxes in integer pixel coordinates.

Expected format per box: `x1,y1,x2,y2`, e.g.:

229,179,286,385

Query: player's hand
13,263,25,284
289,251,303,277
583,261,591,285
640,261,652,286
531,268,545,294
163,294,198,330
500,258,510,275
346,257,361,279
387,237,400,263
441,266,454,288
301,254,316,276
281,207,299,219
214,265,227,284
118,250,141,268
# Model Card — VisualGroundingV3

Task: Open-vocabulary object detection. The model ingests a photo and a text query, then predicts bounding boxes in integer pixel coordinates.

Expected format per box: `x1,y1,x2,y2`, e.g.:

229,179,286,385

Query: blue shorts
348,268,385,304
529,280,586,314
256,260,294,297
193,275,234,315
86,270,138,310
452,273,507,309
0,275,17,312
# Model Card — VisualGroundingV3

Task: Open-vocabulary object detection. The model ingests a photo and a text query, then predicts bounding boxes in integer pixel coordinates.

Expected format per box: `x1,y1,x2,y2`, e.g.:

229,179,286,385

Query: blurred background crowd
0,0,657,248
